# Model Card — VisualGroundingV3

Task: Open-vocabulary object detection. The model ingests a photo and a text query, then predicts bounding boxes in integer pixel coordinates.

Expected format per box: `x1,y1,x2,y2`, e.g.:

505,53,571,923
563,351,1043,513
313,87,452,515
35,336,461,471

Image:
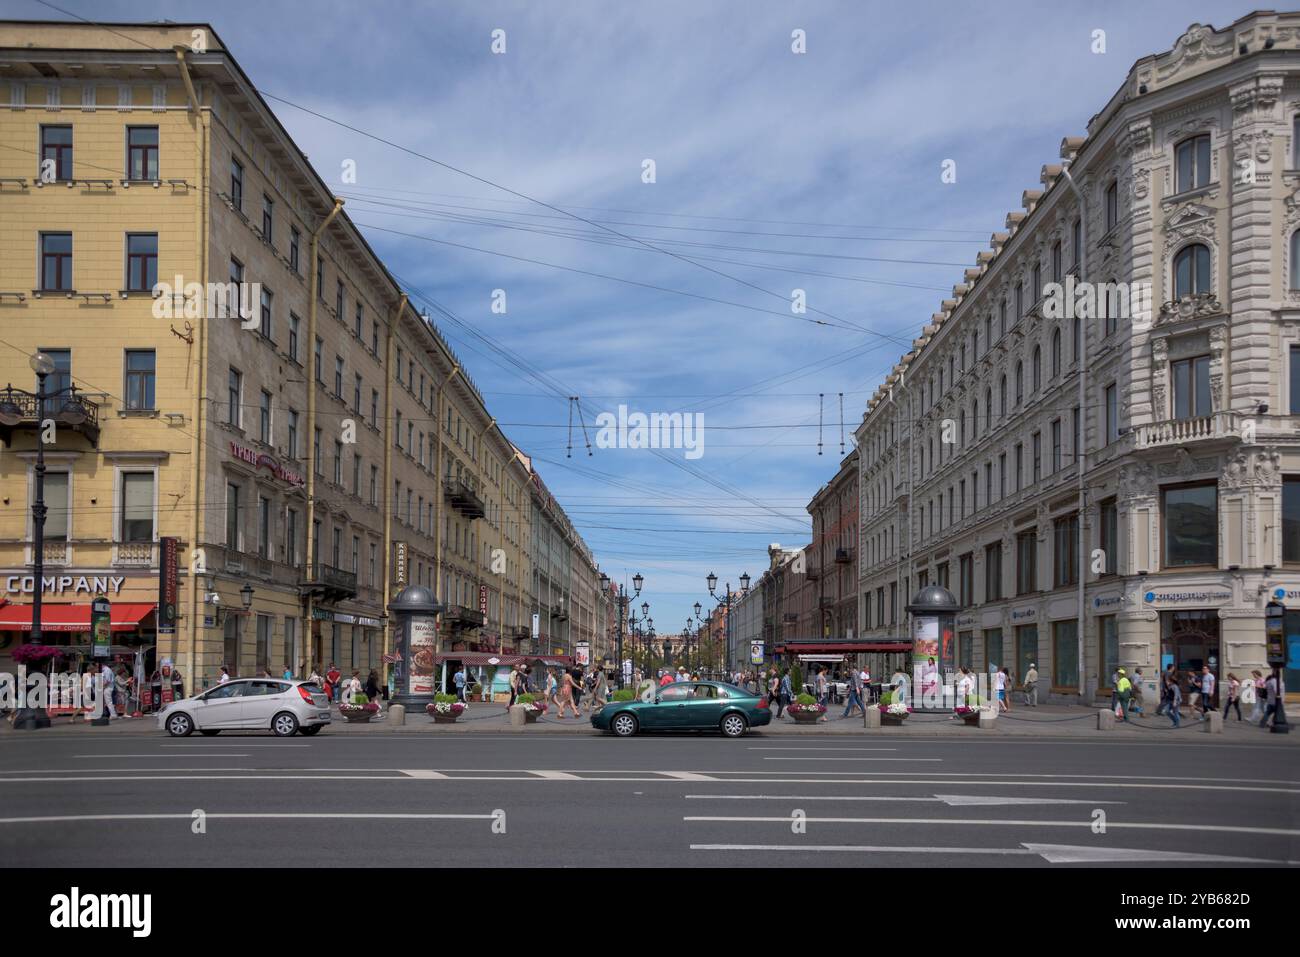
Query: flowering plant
427,693,466,717
885,702,911,717
12,644,61,666
787,697,827,714
340,695,380,715
516,693,546,714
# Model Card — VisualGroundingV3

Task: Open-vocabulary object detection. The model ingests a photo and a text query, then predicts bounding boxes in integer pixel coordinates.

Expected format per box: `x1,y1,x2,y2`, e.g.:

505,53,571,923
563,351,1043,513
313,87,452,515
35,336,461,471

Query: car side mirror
654,696,661,705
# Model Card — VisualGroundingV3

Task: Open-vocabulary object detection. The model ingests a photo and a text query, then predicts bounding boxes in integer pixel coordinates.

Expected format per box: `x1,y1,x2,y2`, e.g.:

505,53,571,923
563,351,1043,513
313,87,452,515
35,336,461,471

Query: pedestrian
1023,662,1039,707
659,670,674,688
1222,673,1241,720
365,669,383,715
453,665,467,702
326,662,341,703
1243,670,1260,722
218,664,231,685
676,666,689,683
767,671,781,710
1198,665,1216,720
1186,670,1201,714
557,668,581,719
1261,671,1282,728
1130,668,1145,717
955,667,974,710
99,660,116,719
544,668,559,712
994,666,1008,713
570,667,584,713
308,667,322,691
777,669,793,718
114,666,130,716
815,667,829,722
1157,664,1176,716
592,667,608,709
1167,676,1182,727
842,667,865,718
282,665,293,681
1115,668,1132,721
342,670,362,704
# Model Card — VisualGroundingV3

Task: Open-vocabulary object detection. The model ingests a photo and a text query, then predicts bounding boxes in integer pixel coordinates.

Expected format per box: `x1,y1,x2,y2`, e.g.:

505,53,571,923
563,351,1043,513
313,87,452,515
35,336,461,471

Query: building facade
857,13,1300,703
0,21,595,688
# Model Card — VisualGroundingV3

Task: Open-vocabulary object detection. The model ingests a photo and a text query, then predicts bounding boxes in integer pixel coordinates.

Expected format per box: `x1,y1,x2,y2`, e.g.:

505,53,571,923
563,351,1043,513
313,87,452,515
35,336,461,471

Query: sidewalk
6,702,1296,741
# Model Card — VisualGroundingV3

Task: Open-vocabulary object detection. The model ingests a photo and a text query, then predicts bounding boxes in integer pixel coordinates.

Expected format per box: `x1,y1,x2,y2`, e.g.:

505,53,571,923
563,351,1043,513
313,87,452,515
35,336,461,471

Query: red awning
433,653,525,667
0,603,156,632
775,641,910,654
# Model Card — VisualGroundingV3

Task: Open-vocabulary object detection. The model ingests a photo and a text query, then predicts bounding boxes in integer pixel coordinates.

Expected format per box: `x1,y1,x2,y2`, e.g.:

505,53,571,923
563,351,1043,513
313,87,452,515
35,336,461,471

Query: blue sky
10,0,1262,633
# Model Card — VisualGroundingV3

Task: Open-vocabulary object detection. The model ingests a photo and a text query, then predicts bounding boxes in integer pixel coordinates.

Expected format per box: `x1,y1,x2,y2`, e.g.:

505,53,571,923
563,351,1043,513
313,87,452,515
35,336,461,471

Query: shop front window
1099,615,1118,692
1015,624,1037,687
1160,610,1220,707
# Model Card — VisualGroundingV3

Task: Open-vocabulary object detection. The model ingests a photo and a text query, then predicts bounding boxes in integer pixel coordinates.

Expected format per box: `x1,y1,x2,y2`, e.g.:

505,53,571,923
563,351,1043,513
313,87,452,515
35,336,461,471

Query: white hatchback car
158,678,331,737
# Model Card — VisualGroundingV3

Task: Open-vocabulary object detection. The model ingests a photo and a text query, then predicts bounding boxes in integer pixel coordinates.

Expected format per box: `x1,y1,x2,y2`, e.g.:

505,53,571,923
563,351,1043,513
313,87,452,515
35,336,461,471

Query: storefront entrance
1160,610,1220,707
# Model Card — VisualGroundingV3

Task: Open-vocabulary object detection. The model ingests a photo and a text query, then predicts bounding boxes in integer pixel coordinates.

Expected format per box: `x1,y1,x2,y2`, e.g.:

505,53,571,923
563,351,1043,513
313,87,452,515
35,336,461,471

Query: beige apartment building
857,13,1300,703
0,21,590,690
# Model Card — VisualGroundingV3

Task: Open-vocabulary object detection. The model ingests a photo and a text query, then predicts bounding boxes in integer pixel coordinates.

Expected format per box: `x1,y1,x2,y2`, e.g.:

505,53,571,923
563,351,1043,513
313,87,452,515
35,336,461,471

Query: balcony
1135,411,1240,451
818,596,835,609
299,560,358,602
0,385,100,446
834,547,854,564
443,477,486,519
805,565,821,581
443,604,487,629
27,540,71,566
112,541,157,568
552,602,569,621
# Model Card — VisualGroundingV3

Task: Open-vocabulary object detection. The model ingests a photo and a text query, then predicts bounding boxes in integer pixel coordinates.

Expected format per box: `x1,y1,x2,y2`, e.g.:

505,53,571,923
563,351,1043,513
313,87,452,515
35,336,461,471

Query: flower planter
956,711,981,726
432,713,459,724
341,711,374,723
881,713,908,726
524,710,541,724
789,710,822,724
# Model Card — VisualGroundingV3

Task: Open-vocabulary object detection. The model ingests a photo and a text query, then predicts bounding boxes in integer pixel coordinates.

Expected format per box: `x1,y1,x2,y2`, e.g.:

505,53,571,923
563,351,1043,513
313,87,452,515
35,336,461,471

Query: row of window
38,123,159,181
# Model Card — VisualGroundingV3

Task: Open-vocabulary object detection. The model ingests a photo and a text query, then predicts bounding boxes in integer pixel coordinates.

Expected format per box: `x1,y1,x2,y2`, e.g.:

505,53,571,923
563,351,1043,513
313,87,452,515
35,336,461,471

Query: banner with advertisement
575,642,590,666
912,615,940,701
750,641,764,665
407,617,436,695
157,536,178,635
90,597,111,658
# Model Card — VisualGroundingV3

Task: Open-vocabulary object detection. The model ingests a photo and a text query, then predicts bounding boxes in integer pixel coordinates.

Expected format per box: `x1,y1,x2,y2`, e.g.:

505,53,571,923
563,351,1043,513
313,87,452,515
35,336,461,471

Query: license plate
317,712,330,720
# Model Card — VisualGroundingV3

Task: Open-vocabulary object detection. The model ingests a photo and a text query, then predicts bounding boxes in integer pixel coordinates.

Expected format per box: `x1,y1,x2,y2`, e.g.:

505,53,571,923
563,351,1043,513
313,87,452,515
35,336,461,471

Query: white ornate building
856,13,1300,704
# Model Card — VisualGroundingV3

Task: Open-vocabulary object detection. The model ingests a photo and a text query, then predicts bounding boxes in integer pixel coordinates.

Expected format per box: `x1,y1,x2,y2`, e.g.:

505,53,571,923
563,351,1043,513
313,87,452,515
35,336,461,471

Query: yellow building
0,21,579,692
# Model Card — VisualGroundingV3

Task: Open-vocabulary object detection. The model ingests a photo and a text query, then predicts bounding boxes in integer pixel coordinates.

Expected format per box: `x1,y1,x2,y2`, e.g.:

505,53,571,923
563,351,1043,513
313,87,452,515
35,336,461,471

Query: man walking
1131,668,1145,717
815,667,830,722
1023,662,1039,707
777,669,793,719
1115,668,1132,722
842,667,865,719
453,665,467,703
1198,665,1216,721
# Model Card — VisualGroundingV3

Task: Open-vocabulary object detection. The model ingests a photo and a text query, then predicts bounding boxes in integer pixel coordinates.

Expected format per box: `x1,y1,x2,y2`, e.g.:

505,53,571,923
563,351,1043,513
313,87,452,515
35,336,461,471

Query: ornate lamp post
704,571,751,677
599,570,641,688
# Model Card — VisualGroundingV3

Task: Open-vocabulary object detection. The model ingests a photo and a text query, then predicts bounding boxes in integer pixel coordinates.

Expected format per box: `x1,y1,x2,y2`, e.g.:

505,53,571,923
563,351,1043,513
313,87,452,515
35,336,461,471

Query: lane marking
0,812,494,825
683,816,1300,837
399,770,449,779
684,794,1124,806
530,770,582,780
690,844,1291,864
161,744,310,748
72,754,250,758
659,771,718,781
747,748,898,752
763,757,943,762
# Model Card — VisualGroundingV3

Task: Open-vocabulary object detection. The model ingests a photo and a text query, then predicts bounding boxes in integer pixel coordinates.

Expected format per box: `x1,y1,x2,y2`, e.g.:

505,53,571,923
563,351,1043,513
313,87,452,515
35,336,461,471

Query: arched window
1073,316,1082,364
1173,243,1211,298
1293,231,1300,290
1032,345,1042,394
984,314,992,350
972,398,979,438
999,376,1007,419
984,387,992,430
1015,362,1024,406
1051,327,1061,376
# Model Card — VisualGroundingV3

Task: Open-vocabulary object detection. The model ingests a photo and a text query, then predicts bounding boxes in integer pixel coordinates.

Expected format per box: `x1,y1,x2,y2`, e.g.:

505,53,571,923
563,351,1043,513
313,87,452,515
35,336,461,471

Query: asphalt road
1,728,1297,867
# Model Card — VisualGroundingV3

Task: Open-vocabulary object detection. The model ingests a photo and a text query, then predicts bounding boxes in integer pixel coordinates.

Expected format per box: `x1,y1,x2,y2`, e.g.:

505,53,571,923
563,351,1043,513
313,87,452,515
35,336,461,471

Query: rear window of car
300,683,325,695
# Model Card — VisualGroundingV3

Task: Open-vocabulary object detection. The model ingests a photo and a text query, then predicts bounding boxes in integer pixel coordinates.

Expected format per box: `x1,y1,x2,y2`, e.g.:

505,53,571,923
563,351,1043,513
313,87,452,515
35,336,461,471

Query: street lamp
600,570,642,689
21,352,58,644
239,584,255,674
704,571,752,678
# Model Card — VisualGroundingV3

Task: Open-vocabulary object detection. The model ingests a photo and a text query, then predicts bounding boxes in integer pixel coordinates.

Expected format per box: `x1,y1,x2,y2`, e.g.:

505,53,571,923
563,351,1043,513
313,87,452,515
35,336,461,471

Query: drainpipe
178,45,207,684
381,294,407,666
303,197,344,675
1061,161,1088,702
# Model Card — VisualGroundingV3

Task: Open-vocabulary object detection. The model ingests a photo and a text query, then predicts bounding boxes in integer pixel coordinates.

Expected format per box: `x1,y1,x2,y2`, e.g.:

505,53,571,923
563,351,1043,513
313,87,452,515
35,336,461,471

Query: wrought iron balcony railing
0,384,100,445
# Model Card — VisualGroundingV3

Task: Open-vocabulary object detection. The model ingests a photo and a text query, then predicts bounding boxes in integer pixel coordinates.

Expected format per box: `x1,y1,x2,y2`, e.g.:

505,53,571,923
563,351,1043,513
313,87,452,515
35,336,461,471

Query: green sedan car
591,680,772,737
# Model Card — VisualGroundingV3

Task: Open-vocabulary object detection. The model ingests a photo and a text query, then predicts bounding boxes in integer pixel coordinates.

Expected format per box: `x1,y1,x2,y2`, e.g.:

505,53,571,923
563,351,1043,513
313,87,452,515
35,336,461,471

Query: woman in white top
1244,670,1262,723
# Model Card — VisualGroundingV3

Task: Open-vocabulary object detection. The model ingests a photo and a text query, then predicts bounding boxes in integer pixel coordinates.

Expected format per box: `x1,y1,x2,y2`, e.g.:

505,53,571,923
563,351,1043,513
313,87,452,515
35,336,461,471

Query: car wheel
299,725,323,736
720,713,748,738
199,729,220,737
611,712,638,737
165,712,194,737
271,711,299,736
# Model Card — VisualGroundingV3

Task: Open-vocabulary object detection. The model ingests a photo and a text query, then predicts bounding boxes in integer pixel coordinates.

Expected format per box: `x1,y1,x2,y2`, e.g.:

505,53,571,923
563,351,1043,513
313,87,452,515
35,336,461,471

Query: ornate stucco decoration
1155,292,1226,327
1117,462,1156,503
1161,203,1217,252
1156,453,1218,479
1156,24,1234,84
1220,448,1282,491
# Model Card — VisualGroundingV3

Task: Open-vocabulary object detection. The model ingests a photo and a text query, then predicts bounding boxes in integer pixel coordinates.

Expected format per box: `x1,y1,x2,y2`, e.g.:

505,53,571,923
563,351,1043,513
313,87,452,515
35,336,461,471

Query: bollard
978,708,996,730
1203,710,1223,734
1097,708,1115,731
863,705,881,730
508,705,528,728
387,703,406,727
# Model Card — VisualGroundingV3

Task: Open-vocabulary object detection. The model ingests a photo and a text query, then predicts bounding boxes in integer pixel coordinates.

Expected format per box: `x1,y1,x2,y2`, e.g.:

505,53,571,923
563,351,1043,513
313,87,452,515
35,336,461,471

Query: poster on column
407,617,436,696
912,615,940,700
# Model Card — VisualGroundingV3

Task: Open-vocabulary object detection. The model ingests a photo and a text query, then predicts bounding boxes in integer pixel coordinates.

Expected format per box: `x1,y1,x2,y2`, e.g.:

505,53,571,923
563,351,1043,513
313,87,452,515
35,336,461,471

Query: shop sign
479,584,488,620
956,615,976,627
4,575,126,596
229,440,304,487
333,612,382,628
393,542,408,587
1271,588,1300,602
1092,594,1123,610
1142,589,1231,606
157,536,178,635
312,608,334,622
1011,607,1037,621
